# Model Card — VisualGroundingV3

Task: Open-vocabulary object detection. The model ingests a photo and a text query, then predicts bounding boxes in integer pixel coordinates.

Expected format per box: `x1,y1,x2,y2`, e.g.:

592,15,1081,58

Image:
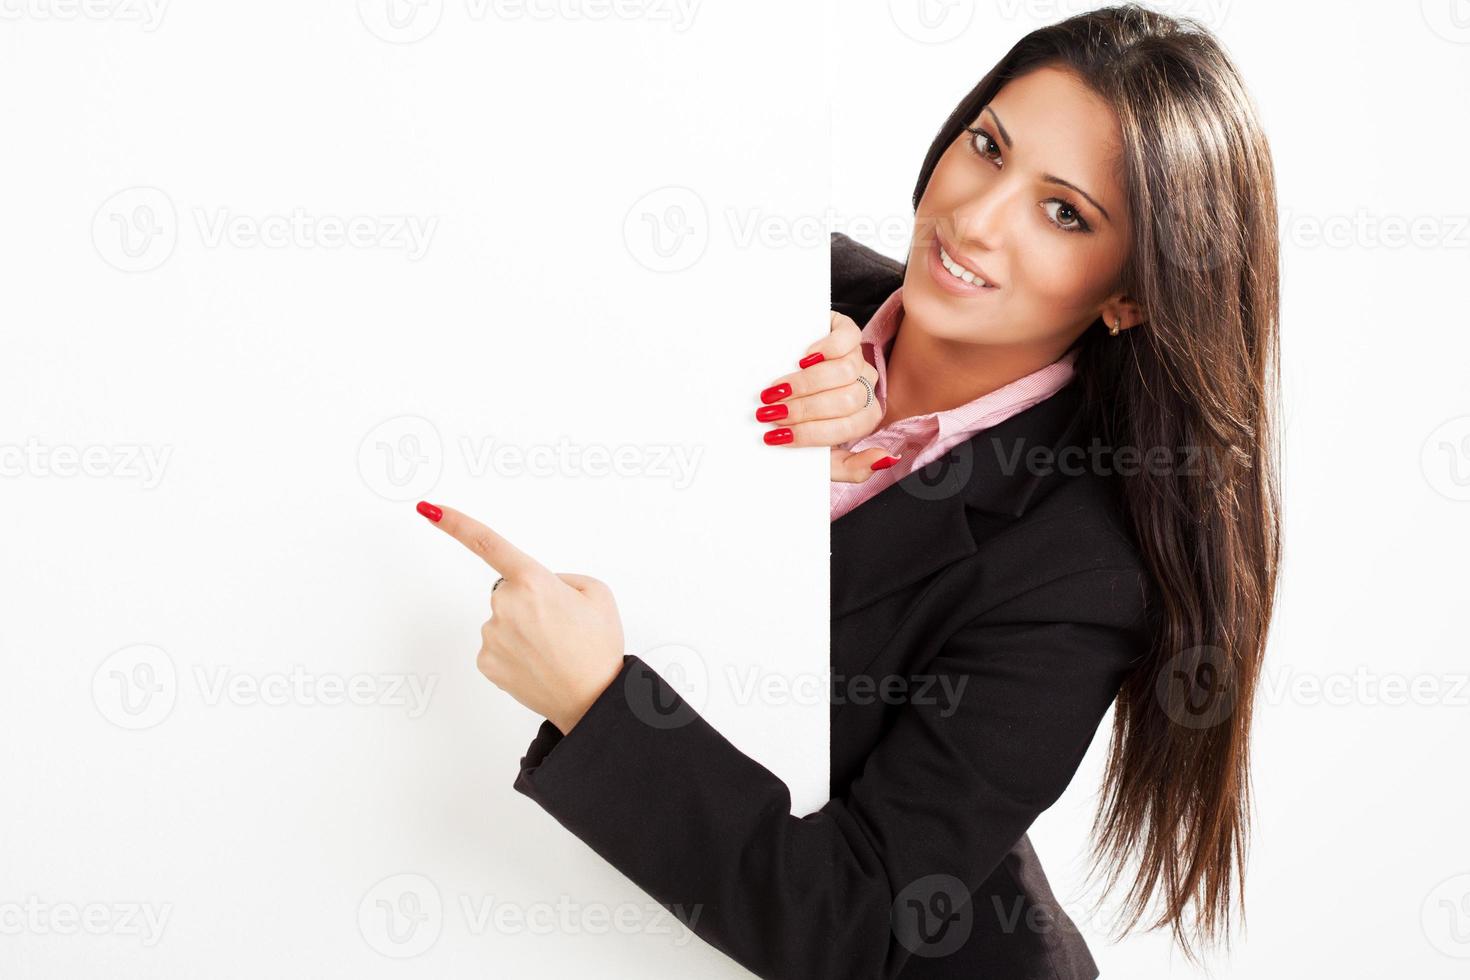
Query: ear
1099,295,1147,333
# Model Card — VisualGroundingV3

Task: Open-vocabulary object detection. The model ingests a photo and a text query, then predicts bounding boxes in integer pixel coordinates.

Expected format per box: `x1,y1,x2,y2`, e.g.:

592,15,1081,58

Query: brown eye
1041,199,1091,234
964,126,1001,165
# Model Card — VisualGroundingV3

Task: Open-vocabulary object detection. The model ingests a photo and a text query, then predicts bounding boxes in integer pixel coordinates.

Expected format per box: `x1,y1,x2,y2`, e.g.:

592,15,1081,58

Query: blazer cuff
514,653,644,798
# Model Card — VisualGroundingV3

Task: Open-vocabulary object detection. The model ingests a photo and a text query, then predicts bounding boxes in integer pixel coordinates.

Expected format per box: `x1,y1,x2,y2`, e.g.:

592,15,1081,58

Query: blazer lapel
830,380,1087,620
826,229,1091,621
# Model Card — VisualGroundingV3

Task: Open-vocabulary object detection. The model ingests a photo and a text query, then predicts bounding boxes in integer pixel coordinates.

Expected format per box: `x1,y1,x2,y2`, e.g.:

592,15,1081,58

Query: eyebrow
981,106,1113,224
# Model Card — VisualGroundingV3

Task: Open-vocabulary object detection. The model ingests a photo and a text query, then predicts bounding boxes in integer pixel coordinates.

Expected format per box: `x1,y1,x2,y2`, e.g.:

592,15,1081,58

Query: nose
945,182,1010,253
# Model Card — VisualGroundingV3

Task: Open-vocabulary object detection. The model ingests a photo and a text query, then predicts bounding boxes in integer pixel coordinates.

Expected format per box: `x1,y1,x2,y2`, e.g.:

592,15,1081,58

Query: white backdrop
6,1,1470,978
1,1,827,977
832,2,1470,977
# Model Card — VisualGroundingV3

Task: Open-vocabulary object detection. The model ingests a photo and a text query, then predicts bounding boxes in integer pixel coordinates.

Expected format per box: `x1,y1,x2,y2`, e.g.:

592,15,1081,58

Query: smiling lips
934,232,997,288
927,230,1000,297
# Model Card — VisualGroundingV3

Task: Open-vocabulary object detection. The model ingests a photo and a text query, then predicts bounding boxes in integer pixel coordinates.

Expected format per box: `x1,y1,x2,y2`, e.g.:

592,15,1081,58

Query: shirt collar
856,285,1081,443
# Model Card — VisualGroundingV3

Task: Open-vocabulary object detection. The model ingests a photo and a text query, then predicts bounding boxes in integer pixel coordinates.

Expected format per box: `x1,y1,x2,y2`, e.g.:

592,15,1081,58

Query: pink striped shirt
831,286,1080,522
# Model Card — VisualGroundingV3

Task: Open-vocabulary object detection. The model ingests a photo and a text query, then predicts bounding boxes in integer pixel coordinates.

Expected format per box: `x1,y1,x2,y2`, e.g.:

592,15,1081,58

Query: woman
417,4,1282,977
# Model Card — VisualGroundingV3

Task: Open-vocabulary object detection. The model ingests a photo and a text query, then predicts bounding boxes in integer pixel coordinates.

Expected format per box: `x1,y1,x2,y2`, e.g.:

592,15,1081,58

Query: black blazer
512,232,1156,979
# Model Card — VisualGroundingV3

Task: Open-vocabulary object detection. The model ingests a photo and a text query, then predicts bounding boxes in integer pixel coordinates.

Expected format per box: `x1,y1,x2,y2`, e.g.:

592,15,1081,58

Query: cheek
917,152,974,215
1010,237,1119,315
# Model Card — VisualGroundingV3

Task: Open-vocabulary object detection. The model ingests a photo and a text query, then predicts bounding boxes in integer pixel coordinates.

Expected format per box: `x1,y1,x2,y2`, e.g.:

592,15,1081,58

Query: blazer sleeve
510,566,1147,980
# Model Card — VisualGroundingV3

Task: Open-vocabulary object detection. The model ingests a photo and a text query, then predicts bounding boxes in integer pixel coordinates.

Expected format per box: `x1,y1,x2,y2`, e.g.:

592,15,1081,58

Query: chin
900,285,976,341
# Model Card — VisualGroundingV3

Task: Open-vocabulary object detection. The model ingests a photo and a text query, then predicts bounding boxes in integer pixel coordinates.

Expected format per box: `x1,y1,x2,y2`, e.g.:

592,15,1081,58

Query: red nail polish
798,352,824,369
760,383,791,404
870,455,901,471
756,404,788,422
416,501,442,522
764,427,793,445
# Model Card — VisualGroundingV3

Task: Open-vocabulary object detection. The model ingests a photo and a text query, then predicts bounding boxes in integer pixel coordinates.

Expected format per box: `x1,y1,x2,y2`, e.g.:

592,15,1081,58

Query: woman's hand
416,501,626,736
755,311,901,483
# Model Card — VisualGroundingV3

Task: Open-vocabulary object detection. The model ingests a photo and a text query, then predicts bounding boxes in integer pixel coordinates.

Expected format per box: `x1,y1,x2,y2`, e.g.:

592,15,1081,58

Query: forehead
986,66,1126,211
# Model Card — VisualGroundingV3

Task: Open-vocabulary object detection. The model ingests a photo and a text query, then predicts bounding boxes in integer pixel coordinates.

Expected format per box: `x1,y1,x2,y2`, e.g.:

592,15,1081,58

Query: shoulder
970,463,1154,638
832,232,905,324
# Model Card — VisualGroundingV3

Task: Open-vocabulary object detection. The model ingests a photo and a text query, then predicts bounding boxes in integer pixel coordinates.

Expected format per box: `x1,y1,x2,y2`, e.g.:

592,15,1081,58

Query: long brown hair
907,4,1283,960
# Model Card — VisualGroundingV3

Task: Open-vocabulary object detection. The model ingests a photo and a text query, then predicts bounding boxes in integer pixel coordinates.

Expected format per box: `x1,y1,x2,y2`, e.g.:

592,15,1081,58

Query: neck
879,305,1073,427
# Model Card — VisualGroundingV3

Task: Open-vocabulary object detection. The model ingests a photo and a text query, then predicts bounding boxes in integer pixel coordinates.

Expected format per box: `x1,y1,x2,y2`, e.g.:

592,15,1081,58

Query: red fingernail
759,383,791,404
870,455,901,471
416,501,442,522
756,404,788,422
764,427,793,445
798,352,824,369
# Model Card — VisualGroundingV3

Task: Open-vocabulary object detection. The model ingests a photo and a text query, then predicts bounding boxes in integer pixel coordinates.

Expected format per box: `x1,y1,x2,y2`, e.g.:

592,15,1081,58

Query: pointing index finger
419,502,552,582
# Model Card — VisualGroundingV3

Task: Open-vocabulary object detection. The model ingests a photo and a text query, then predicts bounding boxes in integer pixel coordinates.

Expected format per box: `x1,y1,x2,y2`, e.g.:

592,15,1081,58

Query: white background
4,0,1469,978
2,0,825,977
832,1,1470,977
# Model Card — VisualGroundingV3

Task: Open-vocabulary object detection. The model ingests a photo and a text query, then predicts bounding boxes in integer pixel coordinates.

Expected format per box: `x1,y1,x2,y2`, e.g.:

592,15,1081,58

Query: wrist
553,656,626,736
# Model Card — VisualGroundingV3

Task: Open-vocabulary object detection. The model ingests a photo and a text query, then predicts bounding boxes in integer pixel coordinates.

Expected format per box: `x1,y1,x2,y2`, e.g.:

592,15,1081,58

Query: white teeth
939,245,991,287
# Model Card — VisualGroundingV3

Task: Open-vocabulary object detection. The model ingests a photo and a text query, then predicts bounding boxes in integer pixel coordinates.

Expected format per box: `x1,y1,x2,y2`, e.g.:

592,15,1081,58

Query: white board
0,3,828,976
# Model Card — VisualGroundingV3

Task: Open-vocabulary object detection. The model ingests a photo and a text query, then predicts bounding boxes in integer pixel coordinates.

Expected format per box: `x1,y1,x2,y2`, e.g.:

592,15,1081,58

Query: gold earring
1108,316,1121,337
